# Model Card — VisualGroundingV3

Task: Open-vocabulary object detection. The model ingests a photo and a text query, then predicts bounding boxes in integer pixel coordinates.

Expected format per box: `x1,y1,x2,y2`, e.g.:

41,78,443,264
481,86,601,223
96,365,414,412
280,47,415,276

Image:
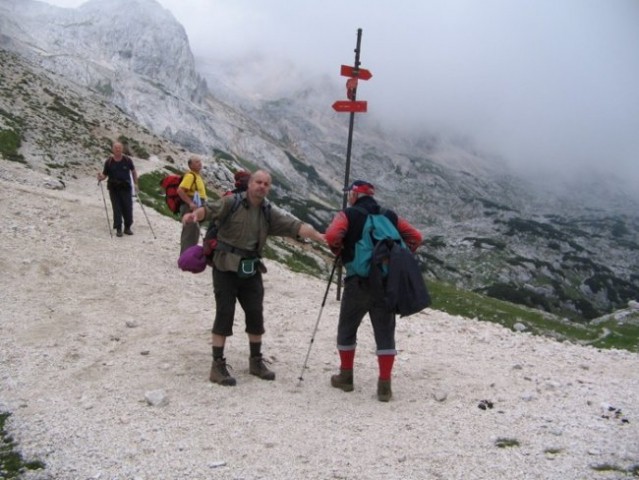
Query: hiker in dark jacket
183,169,326,386
97,142,138,237
325,180,423,402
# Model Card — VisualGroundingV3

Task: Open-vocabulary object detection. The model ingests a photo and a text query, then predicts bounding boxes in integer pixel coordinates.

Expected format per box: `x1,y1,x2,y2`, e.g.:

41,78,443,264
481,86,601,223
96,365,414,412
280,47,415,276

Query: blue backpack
345,207,405,278
346,206,431,316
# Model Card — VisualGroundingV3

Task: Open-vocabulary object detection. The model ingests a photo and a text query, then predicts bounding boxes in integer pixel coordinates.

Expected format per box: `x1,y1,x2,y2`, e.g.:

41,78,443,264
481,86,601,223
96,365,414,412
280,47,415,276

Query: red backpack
160,173,194,214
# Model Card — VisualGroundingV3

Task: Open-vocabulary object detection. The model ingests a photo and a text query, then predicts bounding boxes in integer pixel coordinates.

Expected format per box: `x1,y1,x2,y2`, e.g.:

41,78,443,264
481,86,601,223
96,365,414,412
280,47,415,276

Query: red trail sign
340,65,373,80
332,100,368,113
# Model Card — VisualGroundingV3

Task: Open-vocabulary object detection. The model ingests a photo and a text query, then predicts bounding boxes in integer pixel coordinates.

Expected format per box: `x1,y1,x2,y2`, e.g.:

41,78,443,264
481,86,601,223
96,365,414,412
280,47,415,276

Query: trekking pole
98,181,112,239
136,193,157,239
297,258,339,386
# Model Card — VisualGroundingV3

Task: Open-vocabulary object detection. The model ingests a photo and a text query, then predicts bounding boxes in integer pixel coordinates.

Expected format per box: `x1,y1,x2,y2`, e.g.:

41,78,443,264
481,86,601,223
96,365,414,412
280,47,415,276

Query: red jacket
325,196,423,260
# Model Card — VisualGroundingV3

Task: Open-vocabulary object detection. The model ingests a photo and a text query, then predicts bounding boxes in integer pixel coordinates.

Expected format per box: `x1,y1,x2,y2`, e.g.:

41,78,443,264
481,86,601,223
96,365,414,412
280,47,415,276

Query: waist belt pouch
238,258,259,278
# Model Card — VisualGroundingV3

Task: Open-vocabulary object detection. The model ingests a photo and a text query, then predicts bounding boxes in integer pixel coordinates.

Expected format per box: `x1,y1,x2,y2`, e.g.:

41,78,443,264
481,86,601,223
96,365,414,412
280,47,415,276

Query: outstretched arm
397,217,423,252
297,223,325,244
325,211,348,255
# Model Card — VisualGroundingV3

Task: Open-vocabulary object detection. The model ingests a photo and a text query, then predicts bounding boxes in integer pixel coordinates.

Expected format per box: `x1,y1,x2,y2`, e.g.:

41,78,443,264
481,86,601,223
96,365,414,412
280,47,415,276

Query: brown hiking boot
209,358,236,386
330,369,354,392
377,379,392,402
249,356,275,380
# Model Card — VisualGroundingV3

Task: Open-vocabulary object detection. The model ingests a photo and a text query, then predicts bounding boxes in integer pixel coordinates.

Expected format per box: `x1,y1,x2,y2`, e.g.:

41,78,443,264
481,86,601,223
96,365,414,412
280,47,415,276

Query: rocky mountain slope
0,0,637,320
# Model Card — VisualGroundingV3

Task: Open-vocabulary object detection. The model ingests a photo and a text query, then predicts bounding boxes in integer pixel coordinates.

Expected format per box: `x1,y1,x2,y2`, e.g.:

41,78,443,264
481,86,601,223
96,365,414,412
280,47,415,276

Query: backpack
201,193,272,266
370,238,431,317
346,206,431,317
159,172,194,214
345,207,405,278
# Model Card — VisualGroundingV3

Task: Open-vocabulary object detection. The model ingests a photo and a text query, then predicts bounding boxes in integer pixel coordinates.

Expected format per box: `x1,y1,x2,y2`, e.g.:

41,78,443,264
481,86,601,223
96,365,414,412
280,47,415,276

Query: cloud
42,0,639,184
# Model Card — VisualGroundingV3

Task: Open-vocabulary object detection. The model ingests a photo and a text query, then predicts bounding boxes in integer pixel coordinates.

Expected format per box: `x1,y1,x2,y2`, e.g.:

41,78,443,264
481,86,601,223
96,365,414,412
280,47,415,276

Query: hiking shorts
212,268,265,336
337,276,397,355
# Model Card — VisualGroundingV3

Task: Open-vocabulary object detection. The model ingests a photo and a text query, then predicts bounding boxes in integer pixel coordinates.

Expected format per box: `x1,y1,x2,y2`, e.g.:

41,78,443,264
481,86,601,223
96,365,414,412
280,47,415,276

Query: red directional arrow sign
332,100,368,113
340,65,373,80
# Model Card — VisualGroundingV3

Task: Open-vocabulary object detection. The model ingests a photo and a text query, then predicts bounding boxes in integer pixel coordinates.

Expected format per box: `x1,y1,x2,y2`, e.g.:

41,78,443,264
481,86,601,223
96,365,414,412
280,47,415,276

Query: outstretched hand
182,212,198,224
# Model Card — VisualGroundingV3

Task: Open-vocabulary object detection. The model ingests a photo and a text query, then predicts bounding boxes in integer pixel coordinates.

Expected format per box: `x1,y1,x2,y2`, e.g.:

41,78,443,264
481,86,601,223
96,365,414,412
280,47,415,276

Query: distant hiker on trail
177,155,208,254
224,169,250,197
183,169,326,386
97,141,138,237
325,180,423,402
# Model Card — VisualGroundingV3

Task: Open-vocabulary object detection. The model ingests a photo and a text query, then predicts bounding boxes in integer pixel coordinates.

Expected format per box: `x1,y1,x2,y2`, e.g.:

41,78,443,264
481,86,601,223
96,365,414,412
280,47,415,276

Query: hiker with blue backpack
183,169,326,386
325,180,424,402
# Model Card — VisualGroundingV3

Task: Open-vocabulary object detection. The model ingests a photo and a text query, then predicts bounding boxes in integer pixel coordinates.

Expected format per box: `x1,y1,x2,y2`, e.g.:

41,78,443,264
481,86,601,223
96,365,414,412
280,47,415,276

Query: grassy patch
428,279,639,352
262,242,323,278
495,437,520,448
0,129,25,163
1,412,45,478
590,463,628,474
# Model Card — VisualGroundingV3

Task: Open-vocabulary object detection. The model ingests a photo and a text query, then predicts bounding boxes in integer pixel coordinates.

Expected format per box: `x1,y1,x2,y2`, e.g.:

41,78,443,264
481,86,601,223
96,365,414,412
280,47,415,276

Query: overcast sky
44,0,639,184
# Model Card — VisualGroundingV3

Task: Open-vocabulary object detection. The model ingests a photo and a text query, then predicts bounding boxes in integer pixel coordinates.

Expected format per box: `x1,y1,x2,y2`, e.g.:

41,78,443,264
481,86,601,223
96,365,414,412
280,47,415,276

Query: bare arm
297,223,325,244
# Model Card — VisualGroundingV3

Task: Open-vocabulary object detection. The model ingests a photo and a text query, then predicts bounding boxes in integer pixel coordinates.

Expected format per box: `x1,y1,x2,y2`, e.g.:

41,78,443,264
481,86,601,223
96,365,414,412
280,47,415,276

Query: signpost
332,28,372,300
332,100,368,113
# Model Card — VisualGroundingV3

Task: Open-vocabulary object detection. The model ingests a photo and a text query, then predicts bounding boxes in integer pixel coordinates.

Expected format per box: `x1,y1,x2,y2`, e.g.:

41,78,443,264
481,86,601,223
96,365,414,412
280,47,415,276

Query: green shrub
1,411,45,476
0,129,25,163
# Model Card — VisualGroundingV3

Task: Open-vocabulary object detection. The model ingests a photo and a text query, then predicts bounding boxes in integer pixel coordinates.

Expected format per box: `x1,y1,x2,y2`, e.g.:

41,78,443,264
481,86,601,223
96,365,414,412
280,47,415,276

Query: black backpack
369,238,431,317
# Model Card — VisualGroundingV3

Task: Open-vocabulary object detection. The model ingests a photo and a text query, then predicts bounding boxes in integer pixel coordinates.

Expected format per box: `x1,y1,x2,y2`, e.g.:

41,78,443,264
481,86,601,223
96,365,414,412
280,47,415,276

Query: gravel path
1,160,637,480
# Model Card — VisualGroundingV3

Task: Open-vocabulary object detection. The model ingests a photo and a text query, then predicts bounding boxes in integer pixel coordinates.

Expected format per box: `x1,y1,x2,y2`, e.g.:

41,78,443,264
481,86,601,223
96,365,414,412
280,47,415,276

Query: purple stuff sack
178,245,207,273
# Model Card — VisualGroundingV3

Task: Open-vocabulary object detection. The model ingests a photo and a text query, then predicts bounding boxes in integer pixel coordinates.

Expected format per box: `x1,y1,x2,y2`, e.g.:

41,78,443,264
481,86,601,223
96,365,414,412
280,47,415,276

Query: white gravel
0,161,638,480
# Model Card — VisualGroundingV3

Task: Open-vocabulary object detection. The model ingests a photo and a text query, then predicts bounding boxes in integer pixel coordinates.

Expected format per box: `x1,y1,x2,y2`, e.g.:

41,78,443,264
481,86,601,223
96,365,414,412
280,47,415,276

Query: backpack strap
204,193,242,236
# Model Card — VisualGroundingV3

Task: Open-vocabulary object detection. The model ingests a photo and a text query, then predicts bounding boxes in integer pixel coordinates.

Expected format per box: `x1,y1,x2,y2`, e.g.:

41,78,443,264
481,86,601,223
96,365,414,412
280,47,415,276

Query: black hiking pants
337,276,397,355
212,268,264,337
108,186,133,230
179,202,200,254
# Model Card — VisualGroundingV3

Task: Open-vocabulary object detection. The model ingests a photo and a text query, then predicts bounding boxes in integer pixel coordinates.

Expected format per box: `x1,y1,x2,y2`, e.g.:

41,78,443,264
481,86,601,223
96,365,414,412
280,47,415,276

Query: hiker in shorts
97,141,138,237
183,169,326,386
177,155,208,254
325,180,423,402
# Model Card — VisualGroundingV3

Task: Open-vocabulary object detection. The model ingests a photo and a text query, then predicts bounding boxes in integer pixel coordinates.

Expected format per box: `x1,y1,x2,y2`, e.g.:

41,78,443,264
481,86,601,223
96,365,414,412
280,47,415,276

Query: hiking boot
330,369,354,392
209,358,236,386
116,228,123,237
249,355,275,380
377,379,392,402
124,228,133,235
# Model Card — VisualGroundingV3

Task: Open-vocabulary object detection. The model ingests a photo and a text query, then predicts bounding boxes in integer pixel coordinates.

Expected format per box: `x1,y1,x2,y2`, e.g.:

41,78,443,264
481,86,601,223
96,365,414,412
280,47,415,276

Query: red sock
339,349,355,370
378,354,395,381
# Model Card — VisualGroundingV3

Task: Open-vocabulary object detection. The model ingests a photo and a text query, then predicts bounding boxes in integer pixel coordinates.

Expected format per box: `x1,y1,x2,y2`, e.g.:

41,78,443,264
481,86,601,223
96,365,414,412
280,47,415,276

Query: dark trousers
179,203,200,254
108,187,133,230
212,268,264,337
337,276,397,355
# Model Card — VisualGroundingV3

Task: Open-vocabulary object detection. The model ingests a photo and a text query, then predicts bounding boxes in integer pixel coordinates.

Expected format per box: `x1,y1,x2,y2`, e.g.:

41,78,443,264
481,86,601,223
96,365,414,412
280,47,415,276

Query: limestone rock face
1,0,638,320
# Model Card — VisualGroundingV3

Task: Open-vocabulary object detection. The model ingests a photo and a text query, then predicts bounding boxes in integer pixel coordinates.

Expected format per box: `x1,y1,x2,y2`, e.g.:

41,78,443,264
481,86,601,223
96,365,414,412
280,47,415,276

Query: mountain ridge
1,0,637,320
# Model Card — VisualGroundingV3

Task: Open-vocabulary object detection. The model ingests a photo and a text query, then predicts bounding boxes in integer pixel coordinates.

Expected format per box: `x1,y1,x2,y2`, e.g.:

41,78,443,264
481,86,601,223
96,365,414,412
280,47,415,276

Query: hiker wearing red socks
325,180,423,401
